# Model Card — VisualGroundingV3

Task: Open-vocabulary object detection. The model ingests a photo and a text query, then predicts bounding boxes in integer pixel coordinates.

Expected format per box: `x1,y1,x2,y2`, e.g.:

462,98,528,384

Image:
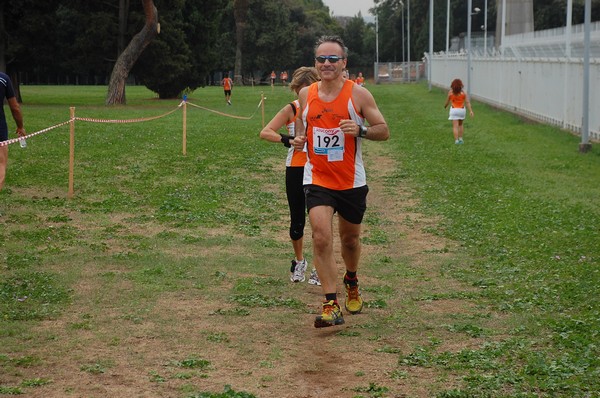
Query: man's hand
339,119,359,137
291,136,307,151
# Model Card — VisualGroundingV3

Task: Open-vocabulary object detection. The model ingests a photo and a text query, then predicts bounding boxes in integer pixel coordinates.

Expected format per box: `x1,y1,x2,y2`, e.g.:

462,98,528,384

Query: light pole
467,0,480,98
375,12,379,64
483,0,488,56
407,0,411,81
500,0,506,56
445,0,450,55
580,0,591,152
375,11,379,84
401,2,405,64
429,0,433,91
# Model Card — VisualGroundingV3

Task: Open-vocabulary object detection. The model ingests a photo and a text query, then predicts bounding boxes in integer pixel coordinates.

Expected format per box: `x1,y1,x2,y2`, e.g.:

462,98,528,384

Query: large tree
343,13,372,68
243,0,299,72
223,0,341,84
233,0,249,85
1,0,58,101
106,0,159,105
288,0,342,67
133,0,226,98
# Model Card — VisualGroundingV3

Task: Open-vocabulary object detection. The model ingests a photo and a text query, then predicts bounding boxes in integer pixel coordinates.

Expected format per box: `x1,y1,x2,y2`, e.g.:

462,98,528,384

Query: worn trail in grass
1,84,599,397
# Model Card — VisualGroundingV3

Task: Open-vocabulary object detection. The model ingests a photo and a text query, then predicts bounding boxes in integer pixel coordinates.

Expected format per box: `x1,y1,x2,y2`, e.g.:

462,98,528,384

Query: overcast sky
321,0,376,18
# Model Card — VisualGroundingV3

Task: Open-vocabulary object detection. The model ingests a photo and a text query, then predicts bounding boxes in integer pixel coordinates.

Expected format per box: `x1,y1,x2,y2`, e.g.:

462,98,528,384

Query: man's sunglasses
315,55,345,64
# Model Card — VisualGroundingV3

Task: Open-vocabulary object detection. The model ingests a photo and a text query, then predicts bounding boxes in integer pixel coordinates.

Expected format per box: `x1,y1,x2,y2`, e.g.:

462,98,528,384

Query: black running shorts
304,184,368,225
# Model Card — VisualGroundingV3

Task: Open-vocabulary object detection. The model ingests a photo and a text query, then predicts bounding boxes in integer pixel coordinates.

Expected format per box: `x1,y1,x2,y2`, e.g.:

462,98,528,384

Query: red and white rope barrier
186,98,263,120
74,102,183,123
0,119,73,147
1,96,263,148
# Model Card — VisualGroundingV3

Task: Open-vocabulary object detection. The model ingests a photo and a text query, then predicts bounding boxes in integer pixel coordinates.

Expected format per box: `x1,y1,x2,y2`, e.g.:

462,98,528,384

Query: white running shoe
290,259,307,283
308,269,321,286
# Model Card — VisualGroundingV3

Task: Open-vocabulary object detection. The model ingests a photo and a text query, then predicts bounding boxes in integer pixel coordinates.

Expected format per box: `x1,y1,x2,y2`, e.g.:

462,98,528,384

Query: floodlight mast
428,0,433,91
467,1,480,98
375,13,379,64
407,0,411,81
446,0,450,55
483,0,488,56
580,0,591,152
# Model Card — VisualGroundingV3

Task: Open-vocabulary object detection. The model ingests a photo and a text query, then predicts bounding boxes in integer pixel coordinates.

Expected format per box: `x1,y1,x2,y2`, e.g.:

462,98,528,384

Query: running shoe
290,259,307,283
308,269,321,286
314,300,345,328
343,273,363,314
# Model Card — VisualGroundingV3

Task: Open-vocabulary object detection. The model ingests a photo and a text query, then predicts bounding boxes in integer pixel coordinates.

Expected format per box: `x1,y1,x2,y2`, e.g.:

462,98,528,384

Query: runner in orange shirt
259,67,320,285
443,78,474,144
355,72,365,86
292,35,389,328
221,73,233,105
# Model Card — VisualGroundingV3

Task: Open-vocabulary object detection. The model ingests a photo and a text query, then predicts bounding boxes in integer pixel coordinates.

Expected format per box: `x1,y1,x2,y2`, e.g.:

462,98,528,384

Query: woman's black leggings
285,167,306,241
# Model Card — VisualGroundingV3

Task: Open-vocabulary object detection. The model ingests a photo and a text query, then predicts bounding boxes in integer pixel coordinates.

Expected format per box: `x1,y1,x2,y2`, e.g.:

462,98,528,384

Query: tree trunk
106,0,158,105
233,0,248,86
0,1,5,73
118,0,130,54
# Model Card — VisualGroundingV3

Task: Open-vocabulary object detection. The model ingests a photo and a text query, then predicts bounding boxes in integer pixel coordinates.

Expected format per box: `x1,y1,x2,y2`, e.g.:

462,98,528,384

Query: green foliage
351,382,390,397
188,384,257,398
534,0,600,31
134,0,227,98
80,363,106,374
0,355,41,368
5,0,596,95
148,370,166,383
209,308,251,317
0,385,23,394
205,332,230,343
0,271,71,321
3,1,346,93
230,294,304,309
20,378,52,387
344,15,369,66
243,1,300,71
172,357,211,370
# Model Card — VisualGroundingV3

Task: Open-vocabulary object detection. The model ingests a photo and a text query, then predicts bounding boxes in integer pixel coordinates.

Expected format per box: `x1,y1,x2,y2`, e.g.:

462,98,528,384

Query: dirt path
15,143,484,398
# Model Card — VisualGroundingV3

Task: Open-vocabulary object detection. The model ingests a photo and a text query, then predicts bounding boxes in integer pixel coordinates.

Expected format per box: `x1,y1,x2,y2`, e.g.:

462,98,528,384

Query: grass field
1,82,599,397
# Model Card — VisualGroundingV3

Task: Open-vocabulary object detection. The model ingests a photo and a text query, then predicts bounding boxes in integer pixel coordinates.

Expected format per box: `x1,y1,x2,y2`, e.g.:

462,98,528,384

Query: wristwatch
359,125,368,138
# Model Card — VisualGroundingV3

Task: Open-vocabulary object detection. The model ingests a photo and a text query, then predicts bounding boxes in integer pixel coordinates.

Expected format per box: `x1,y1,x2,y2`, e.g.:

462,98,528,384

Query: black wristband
359,125,368,138
279,134,292,148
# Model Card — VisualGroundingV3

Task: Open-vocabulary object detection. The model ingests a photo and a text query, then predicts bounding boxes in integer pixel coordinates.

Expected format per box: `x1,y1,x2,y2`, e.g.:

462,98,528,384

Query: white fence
428,22,600,142
374,62,426,83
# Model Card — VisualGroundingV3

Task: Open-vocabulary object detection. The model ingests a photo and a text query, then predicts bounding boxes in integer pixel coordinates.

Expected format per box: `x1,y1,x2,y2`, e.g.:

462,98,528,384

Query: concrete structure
496,0,534,47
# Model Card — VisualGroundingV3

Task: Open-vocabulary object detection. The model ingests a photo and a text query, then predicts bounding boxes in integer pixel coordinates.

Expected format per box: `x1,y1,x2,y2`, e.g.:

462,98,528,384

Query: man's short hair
314,35,348,58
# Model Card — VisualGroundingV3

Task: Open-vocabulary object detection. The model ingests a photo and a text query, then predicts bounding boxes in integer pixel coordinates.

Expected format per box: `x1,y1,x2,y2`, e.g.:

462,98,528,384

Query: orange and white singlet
449,91,466,108
286,100,307,168
302,80,366,190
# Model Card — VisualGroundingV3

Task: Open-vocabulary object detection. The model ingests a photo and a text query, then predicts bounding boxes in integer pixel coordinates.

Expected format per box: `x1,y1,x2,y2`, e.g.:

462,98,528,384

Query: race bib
313,127,345,162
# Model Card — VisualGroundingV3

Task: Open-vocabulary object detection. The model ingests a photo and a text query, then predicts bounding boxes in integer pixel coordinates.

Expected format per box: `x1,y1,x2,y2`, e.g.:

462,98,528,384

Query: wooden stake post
68,107,75,199
182,100,187,156
261,92,265,128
